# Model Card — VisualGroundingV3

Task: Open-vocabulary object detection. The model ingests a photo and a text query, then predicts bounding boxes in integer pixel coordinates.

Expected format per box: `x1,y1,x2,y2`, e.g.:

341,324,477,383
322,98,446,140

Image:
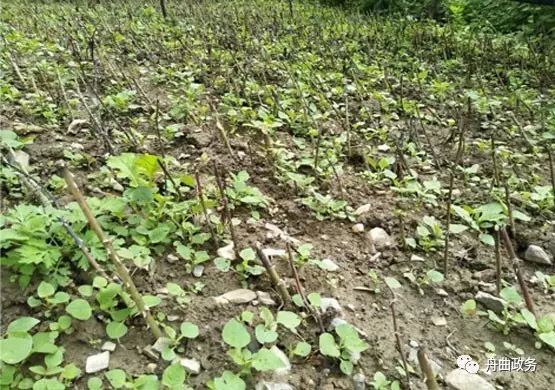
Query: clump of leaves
319,323,369,375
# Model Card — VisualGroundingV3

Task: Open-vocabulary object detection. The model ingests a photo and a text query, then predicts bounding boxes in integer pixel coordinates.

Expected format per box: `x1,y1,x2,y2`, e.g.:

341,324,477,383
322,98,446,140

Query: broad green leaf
105,369,126,388
222,318,250,349
66,299,92,320
461,299,477,316
180,322,199,339
7,317,40,334
143,295,162,308
293,341,311,357
479,233,495,246
539,331,555,349
255,325,278,344
276,311,301,330
162,363,185,388
319,333,340,358
340,359,353,375
0,333,33,364
252,348,285,371
500,287,522,305
212,371,246,390
521,309,537,330
426,270,444,284
449,224,468,234
106,322,128,339
37,282,55,298
87,377,103,390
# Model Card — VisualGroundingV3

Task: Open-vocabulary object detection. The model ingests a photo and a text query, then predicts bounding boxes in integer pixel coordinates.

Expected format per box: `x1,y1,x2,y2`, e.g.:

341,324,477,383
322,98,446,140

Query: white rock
410,254,425,262
217,243,236,260
353,373,366,390
431,316,447,326
263,248,286,257
321,297,343,316
269,346,291,376
475,291,506,313
214,289,257,304
352,223,365,233
167,315,180,322
67,119,90,134
318,258,340,271
167,254,179,263
12,150,30,171
524,245,553,265
152,337,172,353
192,265,204,277
377,144,390,152
255,382,293,390
354,204,371,216
445,369,494,390
369,227,393,249
85,351,110,373
180,358,201,375
256,291,276,306
101,341,116,352
436,288,449,297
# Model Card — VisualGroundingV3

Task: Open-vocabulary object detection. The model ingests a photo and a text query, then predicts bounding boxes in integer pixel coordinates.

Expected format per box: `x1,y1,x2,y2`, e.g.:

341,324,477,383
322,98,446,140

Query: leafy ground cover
1,0,554,389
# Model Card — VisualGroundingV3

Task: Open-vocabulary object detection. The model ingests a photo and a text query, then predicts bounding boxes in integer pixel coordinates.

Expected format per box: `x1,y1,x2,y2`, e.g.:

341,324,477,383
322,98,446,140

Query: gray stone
352,373,366,390
256,291,276,306
101,341,116,352
445,369,494,390
85,351,110,373
192,265,204,278
214,289,257,304
475,291,506,313
431,316,447,326
369,227,393,249
318,258,340,272
320,297,343,316
167,254,179,263
269,346,291,376
255,382,293,390
180,358,201,375
187,130,212,148
524,245,553,265
12,150,30,171
352,223,365,233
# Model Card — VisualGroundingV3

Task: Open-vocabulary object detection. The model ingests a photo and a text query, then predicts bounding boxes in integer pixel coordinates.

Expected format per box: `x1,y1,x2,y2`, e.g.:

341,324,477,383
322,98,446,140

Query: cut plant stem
547,145,555,212
63,168,163,339
500,227,535,316
286,243,325,333
194,170,219,247
213,163,239,256
256,242,291,305
389,299,412,390
495,229,502,296
417,348,440,390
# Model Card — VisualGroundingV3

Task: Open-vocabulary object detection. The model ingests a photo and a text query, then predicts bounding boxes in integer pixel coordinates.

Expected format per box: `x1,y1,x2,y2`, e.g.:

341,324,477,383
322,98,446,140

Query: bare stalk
390,300,412,390
194,171,219,247
417,348,440,390
500,228,535,316
256,243,291,304
547,145,555,212
63,168,163,339
495,229,502,296
213,163,239,255
286,243,325,333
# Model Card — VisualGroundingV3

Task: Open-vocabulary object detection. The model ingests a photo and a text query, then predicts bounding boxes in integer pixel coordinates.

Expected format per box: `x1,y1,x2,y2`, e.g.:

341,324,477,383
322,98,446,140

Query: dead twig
64,168,163,339
256,243,291,305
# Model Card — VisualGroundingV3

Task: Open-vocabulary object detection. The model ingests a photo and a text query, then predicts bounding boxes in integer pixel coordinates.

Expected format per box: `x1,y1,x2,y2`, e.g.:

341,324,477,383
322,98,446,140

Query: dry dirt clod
101,341,116,352
213,289,257,304
352,223,365,233
524,245,553,265
217,242,236,260
192,265,204,277
85,351,110,374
